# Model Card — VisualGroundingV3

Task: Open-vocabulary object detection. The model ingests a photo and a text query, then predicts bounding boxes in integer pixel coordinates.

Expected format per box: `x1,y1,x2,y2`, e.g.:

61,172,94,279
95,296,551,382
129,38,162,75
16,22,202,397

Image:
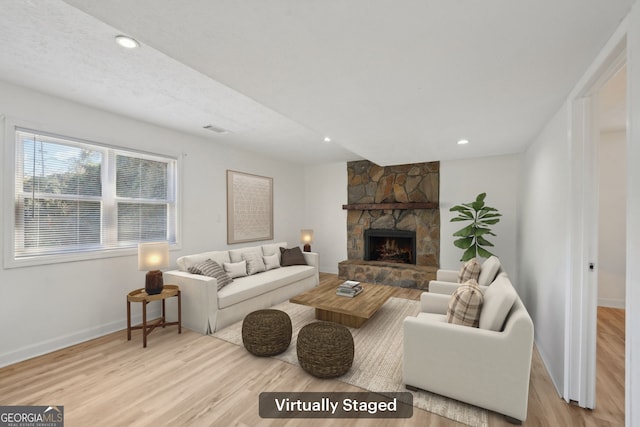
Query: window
13,128,178,262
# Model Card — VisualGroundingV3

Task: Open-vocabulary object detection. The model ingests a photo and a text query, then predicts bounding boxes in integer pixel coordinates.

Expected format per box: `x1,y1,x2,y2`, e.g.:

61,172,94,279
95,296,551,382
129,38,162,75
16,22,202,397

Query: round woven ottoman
242,309,292,356
296,321,354,378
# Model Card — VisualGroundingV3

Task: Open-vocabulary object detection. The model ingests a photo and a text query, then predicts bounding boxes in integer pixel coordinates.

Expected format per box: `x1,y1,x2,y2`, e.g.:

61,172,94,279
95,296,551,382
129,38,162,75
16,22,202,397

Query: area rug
213,297,489,427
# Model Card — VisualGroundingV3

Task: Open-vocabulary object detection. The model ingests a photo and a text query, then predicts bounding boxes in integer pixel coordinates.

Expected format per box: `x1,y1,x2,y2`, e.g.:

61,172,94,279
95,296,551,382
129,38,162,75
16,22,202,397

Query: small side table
127,284,181,348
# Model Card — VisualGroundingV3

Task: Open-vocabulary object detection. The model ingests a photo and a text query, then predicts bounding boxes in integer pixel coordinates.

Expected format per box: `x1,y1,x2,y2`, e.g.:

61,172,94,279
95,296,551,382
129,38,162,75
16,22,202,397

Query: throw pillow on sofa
242,250,266,275
457,258,481,283
280,247,307,266
263,253,281,271
478,256,501,286
224,260,248,278
479,273,517,331
188,259,233,290
447,279,483,327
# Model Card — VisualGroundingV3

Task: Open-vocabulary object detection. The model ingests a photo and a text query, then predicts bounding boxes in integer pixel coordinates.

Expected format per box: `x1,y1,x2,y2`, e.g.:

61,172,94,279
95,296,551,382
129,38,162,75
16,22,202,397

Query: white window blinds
14,129,177,260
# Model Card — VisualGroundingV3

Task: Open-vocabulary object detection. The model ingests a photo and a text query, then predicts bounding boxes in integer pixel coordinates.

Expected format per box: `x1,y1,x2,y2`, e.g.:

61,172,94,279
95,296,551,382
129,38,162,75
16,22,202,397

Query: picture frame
226,170,274,244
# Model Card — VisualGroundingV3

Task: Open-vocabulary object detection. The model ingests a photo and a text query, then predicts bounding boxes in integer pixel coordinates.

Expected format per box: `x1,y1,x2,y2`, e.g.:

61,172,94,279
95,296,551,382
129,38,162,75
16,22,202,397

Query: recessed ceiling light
324,136,331,143
115,35,140,49
457,139,469,145
203,124,230,134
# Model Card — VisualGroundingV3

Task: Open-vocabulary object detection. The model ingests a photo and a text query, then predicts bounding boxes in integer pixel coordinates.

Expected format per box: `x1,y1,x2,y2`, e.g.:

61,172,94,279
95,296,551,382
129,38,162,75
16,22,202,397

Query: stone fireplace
338,160,440,289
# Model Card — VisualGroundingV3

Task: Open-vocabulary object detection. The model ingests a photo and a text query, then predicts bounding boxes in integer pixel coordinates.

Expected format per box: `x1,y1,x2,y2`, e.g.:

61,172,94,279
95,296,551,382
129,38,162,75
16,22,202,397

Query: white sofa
403,273,534,423
164,242,319,334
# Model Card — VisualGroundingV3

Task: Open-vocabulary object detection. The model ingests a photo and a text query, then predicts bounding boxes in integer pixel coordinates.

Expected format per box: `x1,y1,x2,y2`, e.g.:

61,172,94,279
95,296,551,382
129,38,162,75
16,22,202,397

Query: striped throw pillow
446,279,483,327
457,257,481,283
188,259,233,290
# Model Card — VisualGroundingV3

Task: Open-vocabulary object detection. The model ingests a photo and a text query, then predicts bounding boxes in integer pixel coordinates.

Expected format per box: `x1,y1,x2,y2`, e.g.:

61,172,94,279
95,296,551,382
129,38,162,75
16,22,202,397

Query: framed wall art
226,170,273,244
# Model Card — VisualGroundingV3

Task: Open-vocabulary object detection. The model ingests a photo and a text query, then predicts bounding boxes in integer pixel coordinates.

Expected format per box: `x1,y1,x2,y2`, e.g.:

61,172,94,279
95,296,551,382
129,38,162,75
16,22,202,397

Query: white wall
519,105,572,395
598,130,627,308
0,80,306,367
304,162,348,273
440,154,521,276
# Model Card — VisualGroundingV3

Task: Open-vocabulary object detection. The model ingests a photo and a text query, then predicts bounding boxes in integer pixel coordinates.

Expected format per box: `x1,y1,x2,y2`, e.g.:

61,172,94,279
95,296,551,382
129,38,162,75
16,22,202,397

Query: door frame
568,38,627,409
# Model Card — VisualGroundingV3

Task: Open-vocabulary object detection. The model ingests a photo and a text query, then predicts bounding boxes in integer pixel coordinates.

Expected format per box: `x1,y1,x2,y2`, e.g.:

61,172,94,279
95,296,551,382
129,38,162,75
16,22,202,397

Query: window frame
3,119,182,268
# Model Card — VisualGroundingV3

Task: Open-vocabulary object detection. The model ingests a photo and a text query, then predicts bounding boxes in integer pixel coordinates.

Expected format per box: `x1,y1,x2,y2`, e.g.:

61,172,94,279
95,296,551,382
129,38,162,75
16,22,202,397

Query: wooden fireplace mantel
342,202,438,210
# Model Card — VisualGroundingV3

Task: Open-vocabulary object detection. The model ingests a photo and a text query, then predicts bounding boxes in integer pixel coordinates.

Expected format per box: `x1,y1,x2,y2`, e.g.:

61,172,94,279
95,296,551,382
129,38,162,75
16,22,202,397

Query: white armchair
403,273,534,424
428,256,503,295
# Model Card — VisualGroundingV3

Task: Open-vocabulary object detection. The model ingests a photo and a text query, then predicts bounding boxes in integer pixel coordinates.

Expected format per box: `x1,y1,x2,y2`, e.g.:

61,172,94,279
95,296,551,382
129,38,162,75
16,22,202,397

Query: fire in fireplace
364,229,416,264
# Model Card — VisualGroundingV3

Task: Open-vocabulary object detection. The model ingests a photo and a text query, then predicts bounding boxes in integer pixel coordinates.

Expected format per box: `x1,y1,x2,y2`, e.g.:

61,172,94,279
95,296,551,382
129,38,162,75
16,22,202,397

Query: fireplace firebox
364,229,416,264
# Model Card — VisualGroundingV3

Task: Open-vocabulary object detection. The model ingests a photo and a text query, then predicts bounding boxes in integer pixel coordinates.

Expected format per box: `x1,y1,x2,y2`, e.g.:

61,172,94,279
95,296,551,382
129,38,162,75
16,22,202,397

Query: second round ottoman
296,321,354,378
242,309,292,356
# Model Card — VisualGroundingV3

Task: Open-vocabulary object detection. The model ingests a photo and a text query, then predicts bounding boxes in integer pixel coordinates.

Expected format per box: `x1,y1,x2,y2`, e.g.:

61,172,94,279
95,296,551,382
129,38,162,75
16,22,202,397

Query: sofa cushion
261,242,288,263
242,250,266,275
187,259,233,290
177,250,231,271
280,247,307,266
447,279,483,327
478,256,501,286
263,253,281,271
479,273,517,331
218,265,316,309
458,258,481,283
229,245,262,263
224,260,247,278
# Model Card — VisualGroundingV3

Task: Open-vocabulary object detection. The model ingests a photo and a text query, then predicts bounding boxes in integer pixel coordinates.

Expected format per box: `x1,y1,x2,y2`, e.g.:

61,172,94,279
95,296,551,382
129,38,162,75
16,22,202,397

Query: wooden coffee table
290,277,395,328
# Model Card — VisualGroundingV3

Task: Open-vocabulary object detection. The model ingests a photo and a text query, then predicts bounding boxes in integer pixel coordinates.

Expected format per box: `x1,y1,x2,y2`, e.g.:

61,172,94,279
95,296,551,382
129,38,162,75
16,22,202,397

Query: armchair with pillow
428,255,504,295
403,273,534,424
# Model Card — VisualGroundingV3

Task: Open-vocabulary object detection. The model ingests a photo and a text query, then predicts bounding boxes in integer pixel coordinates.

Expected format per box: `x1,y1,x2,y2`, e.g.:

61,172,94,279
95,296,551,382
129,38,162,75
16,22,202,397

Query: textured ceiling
0,0,634,165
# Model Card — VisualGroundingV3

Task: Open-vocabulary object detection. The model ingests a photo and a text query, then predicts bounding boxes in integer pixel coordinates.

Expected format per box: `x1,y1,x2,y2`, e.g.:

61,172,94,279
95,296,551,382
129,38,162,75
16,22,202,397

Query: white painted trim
625,5,640,427
0,309,160,368
568,96,598,408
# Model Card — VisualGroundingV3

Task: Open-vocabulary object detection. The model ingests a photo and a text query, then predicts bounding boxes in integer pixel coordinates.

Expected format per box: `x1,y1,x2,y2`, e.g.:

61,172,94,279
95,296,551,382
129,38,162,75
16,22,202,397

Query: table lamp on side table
138,241,169,295
301,229,314,252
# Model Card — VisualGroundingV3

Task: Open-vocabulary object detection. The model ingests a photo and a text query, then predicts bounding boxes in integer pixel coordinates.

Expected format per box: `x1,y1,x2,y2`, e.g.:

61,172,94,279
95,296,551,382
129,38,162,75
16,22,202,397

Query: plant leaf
450,205,472,214
474,227,493,236
451,217,471,222
453,224,474,237
476,236,494,247
481,218,501,225
461,246,477,262
454,237,473,249
470,200,484,211
477,246,494,259
479,211,501,218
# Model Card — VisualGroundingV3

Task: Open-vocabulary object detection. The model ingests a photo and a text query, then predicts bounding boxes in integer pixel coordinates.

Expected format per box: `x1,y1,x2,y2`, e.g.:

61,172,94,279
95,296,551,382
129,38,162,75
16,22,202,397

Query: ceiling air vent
203,124,230,134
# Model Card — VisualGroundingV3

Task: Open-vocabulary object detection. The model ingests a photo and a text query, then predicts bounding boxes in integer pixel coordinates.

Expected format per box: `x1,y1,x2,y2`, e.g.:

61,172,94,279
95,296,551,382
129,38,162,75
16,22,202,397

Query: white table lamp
138,241,169,295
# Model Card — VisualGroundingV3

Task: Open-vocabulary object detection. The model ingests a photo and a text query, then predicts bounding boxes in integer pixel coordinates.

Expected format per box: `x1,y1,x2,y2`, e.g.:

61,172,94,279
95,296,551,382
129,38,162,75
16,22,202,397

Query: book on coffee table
340,280,360,288
337,280,363,297
336,287,363,298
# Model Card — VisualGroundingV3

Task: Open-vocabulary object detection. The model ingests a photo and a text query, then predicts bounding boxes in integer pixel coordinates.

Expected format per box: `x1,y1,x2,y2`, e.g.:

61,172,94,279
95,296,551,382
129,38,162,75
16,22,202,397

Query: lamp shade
138,241,169,271
301,229,314,244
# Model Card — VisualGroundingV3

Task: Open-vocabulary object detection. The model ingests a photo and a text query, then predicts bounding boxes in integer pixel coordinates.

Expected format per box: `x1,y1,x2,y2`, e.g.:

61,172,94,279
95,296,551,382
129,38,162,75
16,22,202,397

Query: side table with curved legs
127,284,181,348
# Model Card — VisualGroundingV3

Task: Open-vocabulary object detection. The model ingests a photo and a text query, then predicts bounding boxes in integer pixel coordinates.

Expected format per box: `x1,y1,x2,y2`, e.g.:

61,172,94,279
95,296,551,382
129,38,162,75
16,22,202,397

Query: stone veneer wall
346,160,440,267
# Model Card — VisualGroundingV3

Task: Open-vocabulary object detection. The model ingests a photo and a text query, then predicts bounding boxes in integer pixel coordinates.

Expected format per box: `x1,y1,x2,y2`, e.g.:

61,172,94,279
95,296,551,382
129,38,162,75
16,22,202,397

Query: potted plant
450,193,501,261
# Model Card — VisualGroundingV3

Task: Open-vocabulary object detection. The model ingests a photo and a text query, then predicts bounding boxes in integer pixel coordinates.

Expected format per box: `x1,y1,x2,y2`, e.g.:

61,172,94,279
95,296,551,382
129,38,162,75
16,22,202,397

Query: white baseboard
598,298,625,309
0,311,159,368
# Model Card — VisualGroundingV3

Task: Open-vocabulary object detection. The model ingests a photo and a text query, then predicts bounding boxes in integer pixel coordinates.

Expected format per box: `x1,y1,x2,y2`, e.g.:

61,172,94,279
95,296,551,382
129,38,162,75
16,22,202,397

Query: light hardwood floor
0,273,624,426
